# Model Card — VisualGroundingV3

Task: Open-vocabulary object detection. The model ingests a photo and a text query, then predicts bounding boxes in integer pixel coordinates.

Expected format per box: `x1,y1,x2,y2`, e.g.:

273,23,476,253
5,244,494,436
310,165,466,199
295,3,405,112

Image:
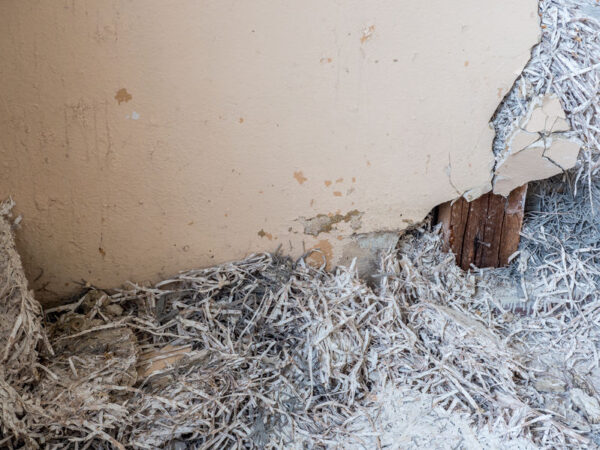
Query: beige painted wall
0,1,539,301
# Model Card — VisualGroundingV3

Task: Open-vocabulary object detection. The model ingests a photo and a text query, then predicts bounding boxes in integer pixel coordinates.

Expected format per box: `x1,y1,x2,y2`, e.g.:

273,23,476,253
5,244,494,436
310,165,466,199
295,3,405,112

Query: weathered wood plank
436,184,527,270
461,194,488,270
479,192,506,268
498,184,528,265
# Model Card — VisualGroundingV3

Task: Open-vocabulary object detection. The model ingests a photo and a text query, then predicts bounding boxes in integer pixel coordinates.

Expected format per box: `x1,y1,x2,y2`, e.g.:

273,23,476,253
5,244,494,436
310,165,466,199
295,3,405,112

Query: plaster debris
494,137,580,196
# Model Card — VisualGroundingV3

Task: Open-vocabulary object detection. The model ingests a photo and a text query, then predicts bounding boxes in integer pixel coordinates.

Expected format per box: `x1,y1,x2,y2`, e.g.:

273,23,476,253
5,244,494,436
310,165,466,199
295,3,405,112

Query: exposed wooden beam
437,185,527,270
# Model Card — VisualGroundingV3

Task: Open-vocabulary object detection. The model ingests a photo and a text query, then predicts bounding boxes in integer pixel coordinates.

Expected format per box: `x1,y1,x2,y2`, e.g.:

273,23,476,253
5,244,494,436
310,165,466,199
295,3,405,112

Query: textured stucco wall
0,1,539,301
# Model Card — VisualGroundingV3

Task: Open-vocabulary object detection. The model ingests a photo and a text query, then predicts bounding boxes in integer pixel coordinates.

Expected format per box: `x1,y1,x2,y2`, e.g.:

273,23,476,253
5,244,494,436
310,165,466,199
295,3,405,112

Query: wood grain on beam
437,184,527,270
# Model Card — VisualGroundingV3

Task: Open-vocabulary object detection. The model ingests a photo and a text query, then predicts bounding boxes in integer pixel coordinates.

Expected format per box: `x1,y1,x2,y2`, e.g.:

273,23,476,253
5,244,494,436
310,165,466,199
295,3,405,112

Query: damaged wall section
493,94,581,196
0,1,540,300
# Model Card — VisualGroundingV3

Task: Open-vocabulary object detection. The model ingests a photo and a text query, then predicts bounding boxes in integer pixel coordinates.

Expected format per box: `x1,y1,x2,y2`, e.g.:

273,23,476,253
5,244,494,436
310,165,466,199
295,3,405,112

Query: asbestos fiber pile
2,171,600,448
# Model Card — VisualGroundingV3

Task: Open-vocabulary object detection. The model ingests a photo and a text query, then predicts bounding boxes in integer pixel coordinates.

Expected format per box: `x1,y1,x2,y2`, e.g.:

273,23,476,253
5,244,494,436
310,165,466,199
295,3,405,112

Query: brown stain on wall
306,239,333,268
293,171,307,184
114,88,132,104
257,229,273,240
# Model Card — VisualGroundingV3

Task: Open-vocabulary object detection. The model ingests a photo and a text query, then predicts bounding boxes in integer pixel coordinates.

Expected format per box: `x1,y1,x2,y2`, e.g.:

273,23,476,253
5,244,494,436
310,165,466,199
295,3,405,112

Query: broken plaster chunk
524,95,570,133
462,182,492,202
544,134,581,169
493,135,580,197
494,92,579,197
509,129,541,155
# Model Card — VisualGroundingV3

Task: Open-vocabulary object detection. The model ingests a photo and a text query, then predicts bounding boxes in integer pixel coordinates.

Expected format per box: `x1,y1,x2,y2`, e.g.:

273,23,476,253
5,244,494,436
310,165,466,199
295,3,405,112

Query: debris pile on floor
2,170,600,449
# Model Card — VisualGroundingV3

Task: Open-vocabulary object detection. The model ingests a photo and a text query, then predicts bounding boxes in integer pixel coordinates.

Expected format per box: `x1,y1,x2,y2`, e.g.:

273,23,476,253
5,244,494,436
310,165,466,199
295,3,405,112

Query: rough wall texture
0,0,539,301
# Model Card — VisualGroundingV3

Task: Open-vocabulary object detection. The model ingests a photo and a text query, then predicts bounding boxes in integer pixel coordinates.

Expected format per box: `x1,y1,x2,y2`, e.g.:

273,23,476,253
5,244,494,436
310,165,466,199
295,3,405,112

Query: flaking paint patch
299,209,363,236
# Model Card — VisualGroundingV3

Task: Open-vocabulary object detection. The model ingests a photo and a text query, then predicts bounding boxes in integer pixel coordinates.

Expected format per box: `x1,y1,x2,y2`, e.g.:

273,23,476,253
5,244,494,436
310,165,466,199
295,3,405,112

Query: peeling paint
299,209,363,236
